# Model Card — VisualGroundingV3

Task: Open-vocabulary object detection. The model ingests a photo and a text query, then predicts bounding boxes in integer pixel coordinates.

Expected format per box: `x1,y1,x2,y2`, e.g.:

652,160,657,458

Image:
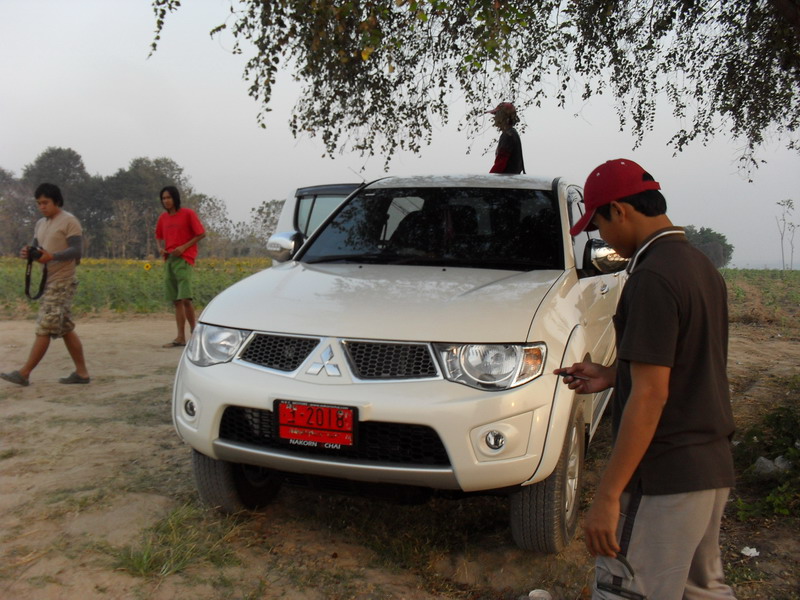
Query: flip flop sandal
59,372,91,384
1,370,30,386
162,341,186,348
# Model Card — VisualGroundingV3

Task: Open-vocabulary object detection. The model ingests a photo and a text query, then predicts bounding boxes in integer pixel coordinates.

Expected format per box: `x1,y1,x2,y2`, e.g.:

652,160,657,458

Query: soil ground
0,315,798,599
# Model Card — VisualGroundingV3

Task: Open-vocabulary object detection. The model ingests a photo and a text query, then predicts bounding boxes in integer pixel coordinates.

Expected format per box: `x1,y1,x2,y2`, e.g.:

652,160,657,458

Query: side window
296,197,313,235
567,186,589,271
296,194,348,236
307,195,347,234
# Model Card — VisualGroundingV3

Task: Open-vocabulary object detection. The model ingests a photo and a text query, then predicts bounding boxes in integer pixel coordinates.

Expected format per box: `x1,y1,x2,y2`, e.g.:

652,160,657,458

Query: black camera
27,246,44,262
25,246,47,300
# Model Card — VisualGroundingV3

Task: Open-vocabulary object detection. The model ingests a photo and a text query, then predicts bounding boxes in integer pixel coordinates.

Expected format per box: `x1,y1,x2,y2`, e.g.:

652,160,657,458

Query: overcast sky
2,0,798,268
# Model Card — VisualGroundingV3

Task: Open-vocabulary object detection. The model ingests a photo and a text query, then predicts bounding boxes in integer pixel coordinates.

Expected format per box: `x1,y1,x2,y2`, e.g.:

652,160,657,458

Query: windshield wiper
447,257,559,270
399,256,560,270
304,253,559,270
303,253,392,264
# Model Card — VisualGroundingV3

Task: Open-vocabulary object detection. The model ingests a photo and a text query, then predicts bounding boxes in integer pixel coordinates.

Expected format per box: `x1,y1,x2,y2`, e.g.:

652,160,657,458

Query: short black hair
160,185,181,211
595,173,666,221
34,183,64,207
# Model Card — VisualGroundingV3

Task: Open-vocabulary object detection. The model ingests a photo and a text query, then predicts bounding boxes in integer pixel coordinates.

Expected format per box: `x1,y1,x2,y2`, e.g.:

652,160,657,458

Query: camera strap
25,260,47,300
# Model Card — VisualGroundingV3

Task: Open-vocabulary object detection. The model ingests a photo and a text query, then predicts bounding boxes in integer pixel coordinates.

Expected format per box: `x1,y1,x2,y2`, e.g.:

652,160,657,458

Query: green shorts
36,278,78,338
164,255,194,303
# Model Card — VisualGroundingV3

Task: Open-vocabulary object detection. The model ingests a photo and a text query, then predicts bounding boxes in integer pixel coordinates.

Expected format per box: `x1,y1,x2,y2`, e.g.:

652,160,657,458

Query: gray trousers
593,488,736,600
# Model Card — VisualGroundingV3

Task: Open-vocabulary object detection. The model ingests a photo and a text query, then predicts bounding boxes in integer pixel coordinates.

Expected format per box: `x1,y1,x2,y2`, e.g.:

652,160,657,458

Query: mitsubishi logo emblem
307,345,341,377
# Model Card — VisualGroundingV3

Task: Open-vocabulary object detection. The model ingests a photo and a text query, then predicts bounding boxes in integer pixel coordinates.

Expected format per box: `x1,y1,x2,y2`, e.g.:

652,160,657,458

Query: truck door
567,185,624,368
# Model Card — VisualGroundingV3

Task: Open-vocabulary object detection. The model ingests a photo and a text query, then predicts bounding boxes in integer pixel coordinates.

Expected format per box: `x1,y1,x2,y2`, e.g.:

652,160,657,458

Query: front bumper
172,355,565,493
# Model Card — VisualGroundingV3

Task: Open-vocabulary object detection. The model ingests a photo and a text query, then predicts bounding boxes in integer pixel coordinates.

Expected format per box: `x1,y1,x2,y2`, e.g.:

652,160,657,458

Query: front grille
240,334,320,371
344,341,438,379
219,406,451,466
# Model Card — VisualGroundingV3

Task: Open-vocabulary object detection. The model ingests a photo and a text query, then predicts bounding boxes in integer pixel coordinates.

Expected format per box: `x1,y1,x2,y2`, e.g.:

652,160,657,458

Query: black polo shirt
613,228,735,494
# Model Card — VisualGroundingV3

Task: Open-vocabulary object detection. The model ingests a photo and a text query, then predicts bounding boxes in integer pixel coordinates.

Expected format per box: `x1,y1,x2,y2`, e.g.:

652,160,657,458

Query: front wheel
509,402,585,553
192,450,282,514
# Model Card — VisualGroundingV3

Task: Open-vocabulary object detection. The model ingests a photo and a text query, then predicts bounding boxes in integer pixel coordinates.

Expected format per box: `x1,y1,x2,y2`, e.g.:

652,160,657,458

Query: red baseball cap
570,159,661,236
486,102,516,114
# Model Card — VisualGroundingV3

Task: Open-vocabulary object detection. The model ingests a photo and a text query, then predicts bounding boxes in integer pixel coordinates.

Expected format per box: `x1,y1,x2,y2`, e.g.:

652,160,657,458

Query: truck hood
200,262,563,343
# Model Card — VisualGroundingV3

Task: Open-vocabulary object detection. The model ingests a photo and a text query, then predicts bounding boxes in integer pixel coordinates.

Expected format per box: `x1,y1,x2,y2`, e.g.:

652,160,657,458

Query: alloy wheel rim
564,422,580,518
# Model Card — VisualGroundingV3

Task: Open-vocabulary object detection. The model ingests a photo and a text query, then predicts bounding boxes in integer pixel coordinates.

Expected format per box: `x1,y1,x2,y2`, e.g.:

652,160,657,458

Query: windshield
300,186,564,271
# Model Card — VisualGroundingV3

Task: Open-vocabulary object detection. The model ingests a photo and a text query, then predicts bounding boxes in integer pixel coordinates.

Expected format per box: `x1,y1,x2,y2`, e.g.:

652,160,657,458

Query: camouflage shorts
36,278,78,338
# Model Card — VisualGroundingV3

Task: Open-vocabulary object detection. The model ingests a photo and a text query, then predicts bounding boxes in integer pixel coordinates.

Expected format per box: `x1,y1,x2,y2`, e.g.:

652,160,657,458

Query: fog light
485,430,505,450
184,399,197,418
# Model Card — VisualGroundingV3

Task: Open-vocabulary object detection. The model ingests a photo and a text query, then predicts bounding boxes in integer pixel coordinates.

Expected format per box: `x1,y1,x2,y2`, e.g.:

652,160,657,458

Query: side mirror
266,232,305,263
587,238,628,274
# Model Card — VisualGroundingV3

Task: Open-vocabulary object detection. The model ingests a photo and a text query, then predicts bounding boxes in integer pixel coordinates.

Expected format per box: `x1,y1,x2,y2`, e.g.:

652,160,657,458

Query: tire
191,449,282,514
509,402,585,553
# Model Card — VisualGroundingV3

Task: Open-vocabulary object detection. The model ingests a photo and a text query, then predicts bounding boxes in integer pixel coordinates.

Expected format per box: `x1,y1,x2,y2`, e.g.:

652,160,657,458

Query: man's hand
20,246,53,263
554,361,615,394
169,244,185,257
583,492,622,557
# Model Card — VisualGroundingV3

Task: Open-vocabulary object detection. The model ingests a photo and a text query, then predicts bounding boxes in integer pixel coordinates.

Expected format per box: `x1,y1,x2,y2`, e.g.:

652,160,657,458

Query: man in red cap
558,159,736,599
487,102,525,174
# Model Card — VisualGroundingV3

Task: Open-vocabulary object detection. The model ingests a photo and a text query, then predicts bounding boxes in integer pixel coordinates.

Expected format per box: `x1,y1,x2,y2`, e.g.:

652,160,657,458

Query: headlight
433,343,546,391
186,324,251,367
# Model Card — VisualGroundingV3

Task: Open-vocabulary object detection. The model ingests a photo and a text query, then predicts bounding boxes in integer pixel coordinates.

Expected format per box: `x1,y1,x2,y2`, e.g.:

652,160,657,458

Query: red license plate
275,401,356,447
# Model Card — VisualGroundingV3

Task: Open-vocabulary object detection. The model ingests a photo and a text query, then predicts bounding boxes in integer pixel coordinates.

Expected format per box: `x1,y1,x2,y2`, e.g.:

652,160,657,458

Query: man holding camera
1,183,90,387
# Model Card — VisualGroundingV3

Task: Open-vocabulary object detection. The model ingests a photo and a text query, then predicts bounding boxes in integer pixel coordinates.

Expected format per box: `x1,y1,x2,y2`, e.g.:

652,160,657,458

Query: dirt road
1,315,798,599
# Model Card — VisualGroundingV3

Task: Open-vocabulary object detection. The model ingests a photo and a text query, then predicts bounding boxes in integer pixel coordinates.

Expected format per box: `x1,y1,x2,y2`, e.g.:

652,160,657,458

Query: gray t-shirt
33,209,82,284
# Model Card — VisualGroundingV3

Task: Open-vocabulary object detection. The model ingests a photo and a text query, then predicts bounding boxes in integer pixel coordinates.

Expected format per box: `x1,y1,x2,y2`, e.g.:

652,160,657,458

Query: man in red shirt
155,186,206,348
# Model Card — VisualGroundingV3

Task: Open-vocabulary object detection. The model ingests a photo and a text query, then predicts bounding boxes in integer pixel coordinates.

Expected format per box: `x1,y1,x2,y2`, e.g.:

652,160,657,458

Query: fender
523,323,590,485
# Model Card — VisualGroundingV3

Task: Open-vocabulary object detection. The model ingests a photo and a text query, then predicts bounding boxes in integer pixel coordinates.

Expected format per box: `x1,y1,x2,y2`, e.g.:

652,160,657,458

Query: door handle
600,283,609,295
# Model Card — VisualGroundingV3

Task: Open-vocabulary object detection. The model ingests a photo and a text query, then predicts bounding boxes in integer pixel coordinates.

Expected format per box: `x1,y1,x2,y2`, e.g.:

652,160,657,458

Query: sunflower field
0,257,272,317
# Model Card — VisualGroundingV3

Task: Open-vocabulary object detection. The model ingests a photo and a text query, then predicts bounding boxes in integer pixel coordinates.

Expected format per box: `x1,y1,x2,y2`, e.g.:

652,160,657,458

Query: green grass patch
42,486,109,518
112,503,241,578
733,377,800,520
723,560,767,588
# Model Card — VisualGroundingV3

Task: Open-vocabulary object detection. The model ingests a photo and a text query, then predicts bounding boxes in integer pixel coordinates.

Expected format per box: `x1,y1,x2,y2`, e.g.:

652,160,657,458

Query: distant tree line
0,147,283,259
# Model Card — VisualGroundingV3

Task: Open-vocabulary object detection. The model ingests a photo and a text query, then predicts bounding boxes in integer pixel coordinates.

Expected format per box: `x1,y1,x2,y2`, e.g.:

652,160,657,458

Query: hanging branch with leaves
151,0,800,168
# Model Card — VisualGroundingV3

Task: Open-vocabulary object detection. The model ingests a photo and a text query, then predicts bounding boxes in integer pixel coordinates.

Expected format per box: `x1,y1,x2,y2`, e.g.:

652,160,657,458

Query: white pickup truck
172,174,627,552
